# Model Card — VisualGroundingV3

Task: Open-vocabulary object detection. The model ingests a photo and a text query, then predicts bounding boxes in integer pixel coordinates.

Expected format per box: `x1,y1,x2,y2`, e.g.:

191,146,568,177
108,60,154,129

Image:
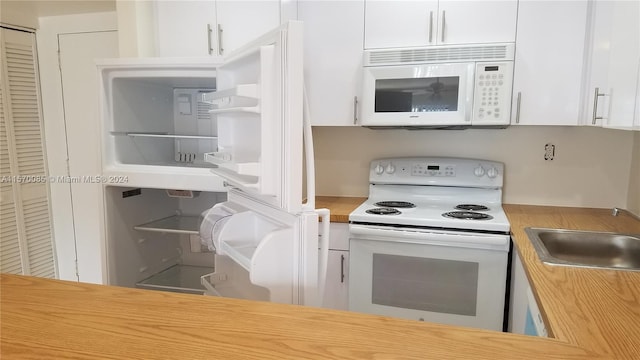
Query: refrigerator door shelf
204,152,260,177
212,22,303,213
201,255,271,301
216,210,292,274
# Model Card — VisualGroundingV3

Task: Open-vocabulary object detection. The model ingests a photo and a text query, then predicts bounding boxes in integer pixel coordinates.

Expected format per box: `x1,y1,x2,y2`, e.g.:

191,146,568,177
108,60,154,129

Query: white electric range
348,157,511,331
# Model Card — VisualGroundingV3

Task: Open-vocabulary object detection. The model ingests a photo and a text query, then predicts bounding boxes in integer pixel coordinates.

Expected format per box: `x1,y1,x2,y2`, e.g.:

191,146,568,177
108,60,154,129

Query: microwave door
362,63,475,127
204,21,304,213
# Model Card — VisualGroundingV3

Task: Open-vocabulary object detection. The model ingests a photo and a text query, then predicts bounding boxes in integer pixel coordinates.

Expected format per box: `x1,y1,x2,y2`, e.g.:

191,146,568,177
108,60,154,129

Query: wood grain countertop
315,196,365,223
504,204,640,358
0,274,598,359
2,204,639,359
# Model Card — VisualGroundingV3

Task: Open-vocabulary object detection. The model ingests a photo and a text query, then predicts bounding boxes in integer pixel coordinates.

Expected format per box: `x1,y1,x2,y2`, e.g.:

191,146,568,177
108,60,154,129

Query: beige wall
628,133,640,215
1,1,115,29
314,126,635,209
115,0,156,57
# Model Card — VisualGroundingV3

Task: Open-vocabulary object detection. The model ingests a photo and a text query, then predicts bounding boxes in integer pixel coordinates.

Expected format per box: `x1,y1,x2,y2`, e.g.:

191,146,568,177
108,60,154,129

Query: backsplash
313,126,635,209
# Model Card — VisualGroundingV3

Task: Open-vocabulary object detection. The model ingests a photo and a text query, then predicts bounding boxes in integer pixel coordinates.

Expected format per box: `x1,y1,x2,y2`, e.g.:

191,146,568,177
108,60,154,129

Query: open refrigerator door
199,21,330,306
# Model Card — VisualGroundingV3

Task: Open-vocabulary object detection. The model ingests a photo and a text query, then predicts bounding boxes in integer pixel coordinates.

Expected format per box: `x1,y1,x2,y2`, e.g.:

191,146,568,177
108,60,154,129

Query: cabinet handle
428,11,433,43
340,254,345,283
515,92,522,124
441,11,446,43
592,87,606,125
207,24,213,55
353,96,358,124
217,24,224,55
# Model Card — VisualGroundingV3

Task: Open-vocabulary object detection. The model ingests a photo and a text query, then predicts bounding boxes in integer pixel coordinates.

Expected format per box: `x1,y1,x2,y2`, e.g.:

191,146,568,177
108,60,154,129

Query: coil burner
442,211,494,220
366,208,402,215
455,204,490,211
374,201,416,208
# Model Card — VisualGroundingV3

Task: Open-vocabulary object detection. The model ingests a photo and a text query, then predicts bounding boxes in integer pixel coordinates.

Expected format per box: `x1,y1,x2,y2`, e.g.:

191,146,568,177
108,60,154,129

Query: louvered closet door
0,27,56,278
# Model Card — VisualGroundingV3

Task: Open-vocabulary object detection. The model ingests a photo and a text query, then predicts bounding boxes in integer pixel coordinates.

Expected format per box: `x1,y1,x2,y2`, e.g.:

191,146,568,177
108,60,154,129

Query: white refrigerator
98,21,329,306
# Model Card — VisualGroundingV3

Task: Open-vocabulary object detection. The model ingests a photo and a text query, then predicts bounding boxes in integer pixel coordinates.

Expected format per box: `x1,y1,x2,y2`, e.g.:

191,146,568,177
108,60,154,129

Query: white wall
313,126,635,209
628,133,640,216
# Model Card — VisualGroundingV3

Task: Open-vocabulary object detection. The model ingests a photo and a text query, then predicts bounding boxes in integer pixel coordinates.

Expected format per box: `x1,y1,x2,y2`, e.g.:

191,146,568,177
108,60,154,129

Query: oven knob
385,163,395,174
474,166,486,177
487,167,499,178
375,164,385,175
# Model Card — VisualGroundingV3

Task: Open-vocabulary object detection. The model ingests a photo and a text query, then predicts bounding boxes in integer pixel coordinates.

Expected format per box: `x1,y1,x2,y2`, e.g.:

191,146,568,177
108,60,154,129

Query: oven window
372,254,478,316
374,77,460,113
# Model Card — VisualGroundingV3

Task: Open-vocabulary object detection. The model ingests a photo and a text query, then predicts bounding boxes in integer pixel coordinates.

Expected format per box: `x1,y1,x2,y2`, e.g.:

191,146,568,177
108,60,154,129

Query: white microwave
361,44,515,128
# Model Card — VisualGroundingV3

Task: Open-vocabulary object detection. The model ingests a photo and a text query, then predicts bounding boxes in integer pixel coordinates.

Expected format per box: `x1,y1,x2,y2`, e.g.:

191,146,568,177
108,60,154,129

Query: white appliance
349,157,510,331
361,44,514,128
98,21,330,307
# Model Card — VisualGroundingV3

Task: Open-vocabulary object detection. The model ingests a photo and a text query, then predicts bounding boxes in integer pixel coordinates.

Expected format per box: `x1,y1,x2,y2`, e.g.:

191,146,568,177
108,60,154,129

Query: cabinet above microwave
360,44,515,129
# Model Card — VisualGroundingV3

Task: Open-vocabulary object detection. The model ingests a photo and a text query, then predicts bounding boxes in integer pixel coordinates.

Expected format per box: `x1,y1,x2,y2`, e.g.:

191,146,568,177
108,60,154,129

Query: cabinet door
364,0,438,49
323,250,349,310
603,1,639,129
155,1,217,57
300,0,364,126
216,0,280,56
437,1,517,45
511,1,589,125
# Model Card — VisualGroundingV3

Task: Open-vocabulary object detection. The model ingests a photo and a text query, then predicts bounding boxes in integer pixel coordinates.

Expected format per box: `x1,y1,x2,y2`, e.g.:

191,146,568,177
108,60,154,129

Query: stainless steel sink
524,228,640,271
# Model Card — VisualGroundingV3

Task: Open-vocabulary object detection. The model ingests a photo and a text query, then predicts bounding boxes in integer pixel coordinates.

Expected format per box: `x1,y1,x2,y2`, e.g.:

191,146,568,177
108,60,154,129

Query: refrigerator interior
105,186,223,294
104,186,275,300
109,75,217,168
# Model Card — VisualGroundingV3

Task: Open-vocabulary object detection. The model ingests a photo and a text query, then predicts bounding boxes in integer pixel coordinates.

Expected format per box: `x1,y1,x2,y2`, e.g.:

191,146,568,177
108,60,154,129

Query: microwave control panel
472,62,513,126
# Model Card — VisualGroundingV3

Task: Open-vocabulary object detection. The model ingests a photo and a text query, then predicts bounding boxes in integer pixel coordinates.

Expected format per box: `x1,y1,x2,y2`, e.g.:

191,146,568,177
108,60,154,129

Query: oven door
348,224,509,331
361,63,475,127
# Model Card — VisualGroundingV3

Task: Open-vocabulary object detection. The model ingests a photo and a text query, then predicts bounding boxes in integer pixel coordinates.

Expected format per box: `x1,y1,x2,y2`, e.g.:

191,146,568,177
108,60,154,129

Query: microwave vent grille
365,44,514,66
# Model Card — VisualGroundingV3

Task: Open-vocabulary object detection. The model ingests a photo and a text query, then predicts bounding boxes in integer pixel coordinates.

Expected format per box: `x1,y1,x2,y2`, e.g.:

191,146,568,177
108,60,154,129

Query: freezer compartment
104,186,225,293
100,64,220,169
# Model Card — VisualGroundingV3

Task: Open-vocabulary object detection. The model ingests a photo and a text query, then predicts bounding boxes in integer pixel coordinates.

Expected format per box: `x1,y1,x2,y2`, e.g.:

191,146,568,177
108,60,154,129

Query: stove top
348,157,510,233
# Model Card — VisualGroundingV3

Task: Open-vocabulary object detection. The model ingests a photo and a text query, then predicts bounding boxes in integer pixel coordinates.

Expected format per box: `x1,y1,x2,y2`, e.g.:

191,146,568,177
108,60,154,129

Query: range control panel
370,157,504,188
411,163,456,177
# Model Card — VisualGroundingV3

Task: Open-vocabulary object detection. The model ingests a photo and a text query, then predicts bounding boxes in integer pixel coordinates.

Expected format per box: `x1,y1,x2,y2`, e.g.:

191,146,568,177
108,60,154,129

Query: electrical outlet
544,143,555,160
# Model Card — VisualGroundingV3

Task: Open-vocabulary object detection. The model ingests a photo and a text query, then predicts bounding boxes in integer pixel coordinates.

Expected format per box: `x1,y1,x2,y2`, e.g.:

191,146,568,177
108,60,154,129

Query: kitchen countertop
2,203,639,359
0,274,597,359
315,196,365,222
504,204,640,358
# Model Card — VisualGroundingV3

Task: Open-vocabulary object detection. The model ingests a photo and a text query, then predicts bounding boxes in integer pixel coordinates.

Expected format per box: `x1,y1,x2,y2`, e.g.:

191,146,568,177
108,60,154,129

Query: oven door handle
349,225,510,251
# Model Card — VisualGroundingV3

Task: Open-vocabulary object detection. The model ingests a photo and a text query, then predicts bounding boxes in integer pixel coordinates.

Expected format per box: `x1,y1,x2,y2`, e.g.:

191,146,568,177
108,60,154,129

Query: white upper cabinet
364,0,517,49
154,0,285,58
155,1,218,57
299,0,365,126
215,1,281,56
510,1,590,125
585,0,640,130
364,0,438,49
